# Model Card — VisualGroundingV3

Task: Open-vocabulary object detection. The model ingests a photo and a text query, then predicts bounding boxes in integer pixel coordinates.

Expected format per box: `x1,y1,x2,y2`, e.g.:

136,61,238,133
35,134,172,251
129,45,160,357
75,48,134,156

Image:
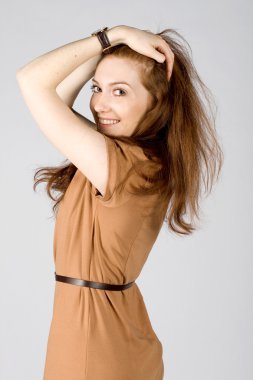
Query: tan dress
43,134,168,380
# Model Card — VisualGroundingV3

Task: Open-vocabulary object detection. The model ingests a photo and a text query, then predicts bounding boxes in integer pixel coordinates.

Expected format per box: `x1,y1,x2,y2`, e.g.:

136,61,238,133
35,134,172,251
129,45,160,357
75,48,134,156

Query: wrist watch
91,27,112,54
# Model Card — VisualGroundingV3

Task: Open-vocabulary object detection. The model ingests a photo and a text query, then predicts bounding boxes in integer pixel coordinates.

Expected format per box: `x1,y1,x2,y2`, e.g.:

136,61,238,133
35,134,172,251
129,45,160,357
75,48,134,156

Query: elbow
16,69,25,82
15,69,33,89
16,65,31,82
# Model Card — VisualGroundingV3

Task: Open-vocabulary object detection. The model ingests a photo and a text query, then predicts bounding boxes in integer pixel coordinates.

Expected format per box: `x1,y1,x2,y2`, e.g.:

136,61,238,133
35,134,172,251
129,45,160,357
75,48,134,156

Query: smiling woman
16,24,223,380
89,55,154,136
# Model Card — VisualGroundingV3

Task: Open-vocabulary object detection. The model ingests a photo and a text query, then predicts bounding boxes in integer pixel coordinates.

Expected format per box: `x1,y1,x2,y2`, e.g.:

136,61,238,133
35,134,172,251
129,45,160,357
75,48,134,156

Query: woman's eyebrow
92,78,132,88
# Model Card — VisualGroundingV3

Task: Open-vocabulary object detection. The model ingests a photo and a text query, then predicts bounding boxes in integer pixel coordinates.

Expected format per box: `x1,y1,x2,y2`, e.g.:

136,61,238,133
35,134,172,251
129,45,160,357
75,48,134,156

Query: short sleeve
91,134,135,203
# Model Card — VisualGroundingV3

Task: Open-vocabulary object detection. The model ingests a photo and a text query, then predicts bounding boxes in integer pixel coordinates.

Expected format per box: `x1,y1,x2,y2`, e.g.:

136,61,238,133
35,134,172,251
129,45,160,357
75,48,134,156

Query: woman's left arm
15,25,173,195
16,25,173,88
16,27,122,88
16,26,125,195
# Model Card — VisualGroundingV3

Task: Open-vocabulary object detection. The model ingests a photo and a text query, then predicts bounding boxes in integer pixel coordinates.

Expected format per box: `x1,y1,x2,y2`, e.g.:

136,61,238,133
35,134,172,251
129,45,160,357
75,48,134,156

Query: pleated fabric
43,134,168,380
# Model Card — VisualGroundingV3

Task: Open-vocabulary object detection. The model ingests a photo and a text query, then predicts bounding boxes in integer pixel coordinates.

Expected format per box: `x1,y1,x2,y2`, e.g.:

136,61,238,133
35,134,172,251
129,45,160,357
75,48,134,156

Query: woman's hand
118,25,174,80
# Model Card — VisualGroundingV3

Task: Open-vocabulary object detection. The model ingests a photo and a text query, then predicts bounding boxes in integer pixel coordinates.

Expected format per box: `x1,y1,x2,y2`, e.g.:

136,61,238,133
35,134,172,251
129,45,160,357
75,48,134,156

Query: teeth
99,119,120,125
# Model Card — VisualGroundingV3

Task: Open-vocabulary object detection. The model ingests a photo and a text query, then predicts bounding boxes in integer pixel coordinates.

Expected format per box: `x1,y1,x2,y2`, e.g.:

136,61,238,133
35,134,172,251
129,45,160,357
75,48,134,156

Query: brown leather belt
55,272,135,291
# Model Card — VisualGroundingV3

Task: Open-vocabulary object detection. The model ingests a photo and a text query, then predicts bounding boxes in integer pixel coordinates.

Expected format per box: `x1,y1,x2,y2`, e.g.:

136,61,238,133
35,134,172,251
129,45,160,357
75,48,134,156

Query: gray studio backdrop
1,0,252,379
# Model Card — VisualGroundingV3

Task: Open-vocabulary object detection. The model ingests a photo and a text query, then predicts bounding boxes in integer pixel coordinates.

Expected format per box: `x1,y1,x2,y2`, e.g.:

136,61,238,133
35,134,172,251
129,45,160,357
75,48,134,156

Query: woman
16,25,223,380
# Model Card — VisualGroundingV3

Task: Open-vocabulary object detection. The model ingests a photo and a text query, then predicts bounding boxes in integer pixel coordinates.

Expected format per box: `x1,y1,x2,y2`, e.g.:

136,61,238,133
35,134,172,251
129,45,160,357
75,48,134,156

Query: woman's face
90,56,153,137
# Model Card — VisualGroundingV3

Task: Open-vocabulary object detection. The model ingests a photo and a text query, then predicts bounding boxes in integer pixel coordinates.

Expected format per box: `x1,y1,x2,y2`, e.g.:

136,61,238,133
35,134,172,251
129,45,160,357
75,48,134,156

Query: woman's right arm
56,55,101,128
56,55,101,107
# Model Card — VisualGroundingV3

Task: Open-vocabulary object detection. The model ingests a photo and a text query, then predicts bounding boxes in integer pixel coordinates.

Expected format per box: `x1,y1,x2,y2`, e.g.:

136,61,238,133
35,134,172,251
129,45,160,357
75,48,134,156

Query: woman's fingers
155,40,174,80
143,33,175,81
124,26,174,80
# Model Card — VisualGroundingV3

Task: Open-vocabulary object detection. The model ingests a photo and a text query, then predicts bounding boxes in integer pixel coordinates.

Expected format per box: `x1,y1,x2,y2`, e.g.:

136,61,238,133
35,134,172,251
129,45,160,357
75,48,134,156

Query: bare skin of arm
56,55,101,129
16,26,123,195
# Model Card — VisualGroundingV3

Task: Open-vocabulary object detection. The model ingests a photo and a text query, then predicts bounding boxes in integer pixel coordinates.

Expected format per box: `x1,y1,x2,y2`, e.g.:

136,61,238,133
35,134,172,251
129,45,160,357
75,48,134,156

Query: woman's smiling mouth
98,118,120,126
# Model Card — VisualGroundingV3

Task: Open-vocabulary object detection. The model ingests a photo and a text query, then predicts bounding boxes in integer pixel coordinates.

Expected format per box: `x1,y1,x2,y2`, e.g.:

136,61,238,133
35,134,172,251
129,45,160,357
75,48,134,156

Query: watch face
92,27,108,35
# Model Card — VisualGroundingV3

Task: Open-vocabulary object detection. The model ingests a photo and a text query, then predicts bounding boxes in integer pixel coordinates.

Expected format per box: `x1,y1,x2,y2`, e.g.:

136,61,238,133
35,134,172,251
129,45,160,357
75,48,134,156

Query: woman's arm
56,55,101,128
16,25,173,196
56,55,101,108
16,26,125,196
16,25,173,88
16,26,122,88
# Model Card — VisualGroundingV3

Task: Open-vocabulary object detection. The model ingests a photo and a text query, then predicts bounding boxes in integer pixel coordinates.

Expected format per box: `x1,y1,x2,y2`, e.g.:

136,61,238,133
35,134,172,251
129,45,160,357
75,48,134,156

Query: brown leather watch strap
91,27,112,54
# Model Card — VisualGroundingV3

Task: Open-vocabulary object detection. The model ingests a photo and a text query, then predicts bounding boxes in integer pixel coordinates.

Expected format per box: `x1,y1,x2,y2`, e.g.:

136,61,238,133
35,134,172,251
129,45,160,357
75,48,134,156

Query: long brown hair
33,28,224,236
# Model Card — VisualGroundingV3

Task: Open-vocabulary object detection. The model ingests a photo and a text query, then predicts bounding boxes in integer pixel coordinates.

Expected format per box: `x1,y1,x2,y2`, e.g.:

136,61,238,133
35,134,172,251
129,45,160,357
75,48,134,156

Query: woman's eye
114,89,126,96
90,85,100,93
90,85,126,96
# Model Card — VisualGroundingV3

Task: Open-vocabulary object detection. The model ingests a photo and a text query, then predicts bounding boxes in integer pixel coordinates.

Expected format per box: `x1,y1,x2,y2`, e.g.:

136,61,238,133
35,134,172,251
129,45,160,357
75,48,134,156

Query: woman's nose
93,95,111,113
